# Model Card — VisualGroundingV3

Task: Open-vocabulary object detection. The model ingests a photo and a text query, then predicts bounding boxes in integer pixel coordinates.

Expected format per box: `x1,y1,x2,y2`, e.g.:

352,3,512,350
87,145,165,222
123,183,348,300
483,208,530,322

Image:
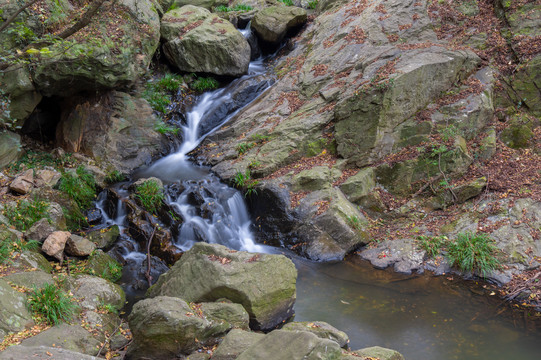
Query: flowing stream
94,28,541,360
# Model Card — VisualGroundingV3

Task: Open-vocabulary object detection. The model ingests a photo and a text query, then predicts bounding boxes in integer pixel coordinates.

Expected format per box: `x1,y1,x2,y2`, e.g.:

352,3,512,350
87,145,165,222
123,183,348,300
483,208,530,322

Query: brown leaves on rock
290,191,309,208
344,26,366,44
265,154,337,180
246,254,261,263
207,254,231,265
314,200,330,216
273,91,305,114
311,64,329,77
179,20,203,39
332,168,360,187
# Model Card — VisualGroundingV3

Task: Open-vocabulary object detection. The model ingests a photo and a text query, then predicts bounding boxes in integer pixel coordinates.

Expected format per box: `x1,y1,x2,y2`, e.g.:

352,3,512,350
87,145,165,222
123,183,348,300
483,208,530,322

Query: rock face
55,91,169,173
252,6,308,44
161,5,251,76
0,132,23,170
0,346,100,360
127,296,240,359
68,275,125,311
30,0,160,96
0,67,41,125
281,321,349,348
212,329,265,360
147,242,297,330
0,279,34,341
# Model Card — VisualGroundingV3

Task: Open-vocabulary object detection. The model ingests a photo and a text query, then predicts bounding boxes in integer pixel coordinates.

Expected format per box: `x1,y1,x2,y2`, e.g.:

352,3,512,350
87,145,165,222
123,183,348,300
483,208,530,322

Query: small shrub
3,198,50,231
156,73,184,92
97,301,118,315
6,150,74,174
102,261,123,283
232,170,259,197
248,160,261,169
346,215,363,231
191,76,220,92
417,235,446,258
279,0,294,6
446,232,500,277
154,121,180,136
136,180,164,215
27,284,79,325
236,142,256,155
58,166,96,209
143,73,185,115
308,0,318,9
63,206,88,233
251,133,270,142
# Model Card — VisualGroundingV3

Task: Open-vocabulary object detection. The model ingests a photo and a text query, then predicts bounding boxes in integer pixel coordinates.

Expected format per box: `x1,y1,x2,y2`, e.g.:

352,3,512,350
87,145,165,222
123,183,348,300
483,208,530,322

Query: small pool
294,256,541,360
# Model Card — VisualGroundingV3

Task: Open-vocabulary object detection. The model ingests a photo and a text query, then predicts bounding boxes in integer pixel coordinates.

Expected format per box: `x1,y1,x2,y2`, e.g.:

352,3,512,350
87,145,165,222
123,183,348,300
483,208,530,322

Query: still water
294,256,541,360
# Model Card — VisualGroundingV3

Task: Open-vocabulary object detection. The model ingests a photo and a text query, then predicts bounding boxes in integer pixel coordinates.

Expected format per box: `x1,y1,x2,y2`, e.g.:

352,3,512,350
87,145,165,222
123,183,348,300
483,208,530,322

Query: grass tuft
135,180,164,215
3,198,50,232
27,284,79,325
57,166,96,209
191,76,220,92
446,232,500,277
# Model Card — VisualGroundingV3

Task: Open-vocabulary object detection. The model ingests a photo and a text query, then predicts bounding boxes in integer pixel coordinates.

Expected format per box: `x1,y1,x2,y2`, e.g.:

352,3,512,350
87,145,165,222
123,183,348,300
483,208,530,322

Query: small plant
101,261,123,283
58,166,96,209
105,170,126,184
135,180,164,215
191,76,220,92
6,150,74,174
439,124,458,141
154,121,180,136
248,160,261,169
27,284,79,325
446,232,500,277
97,301,118,315
236,142,255,155
232,169,259,197
417,235,446,258
156,73,184,92
251,133,270,142
3,198,50,232
143,73,185,115
308,0,318,9
0,230,39,264
346,215,363,231
63,206,88,233
279,0,294,6
215,4,253,12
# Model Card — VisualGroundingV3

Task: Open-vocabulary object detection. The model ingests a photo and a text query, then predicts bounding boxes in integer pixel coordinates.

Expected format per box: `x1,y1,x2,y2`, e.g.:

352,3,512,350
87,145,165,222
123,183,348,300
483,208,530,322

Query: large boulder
236,329,342,360
212,329,265,360
55,91,169,173
147,242,297,330
67,275,125,311
0,67,41,126
126,296,238,359
30,0,160,96
161,5,251,76
2,271,55,289
252,6,307,45
282,321,349,348
0,279,34,340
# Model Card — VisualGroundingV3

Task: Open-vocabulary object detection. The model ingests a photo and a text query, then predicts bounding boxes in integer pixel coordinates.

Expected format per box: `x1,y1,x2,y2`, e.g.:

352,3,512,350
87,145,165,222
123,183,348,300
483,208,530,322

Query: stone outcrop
252,6,308,45
147,242,297,330
161,5,251,76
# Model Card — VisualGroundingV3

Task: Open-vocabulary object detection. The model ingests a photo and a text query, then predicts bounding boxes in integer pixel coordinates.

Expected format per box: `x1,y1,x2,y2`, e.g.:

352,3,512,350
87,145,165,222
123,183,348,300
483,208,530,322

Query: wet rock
65,234,97,257
0,278,34,341
20,323,101,356
252,6,307,45
0,346,100,360
200,301,250,330
41,231,71,261
84,208,102,225
161,5,251,76
9,169,34,195
87,225,120,250
236,329,342,360
127,296,234,359
212,329,265,360
148,242,297,331
25,218,55,243
358,238,425,275
281,321,349,348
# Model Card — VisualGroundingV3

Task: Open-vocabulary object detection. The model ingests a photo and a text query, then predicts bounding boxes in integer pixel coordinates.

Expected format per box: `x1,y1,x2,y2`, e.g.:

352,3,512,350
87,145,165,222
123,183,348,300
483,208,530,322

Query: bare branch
0,0,40,34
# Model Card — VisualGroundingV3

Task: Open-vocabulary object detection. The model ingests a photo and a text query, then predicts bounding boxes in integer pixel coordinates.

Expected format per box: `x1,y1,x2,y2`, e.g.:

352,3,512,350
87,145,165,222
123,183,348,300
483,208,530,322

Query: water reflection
294,256,541,360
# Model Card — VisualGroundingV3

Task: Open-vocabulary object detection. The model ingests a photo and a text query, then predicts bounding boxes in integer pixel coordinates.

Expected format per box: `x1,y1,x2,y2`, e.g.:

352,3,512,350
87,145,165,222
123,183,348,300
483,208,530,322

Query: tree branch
55,0,109,40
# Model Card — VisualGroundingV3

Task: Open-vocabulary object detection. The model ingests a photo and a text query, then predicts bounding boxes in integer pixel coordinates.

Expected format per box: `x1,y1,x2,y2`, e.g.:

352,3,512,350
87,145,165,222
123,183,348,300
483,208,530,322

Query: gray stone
352,346,405,360
3,270,54,289
161,5,251,76
148,242,297,331
87,225,120,249
282,321,349,348
212,329,265,360
25,218,55,243
236,329,342,360
12,251,53,273
0,279,34,340
20,324,101,356
252,6,307,44
70,275,125,311
9,169,34,195
200,301,250,330
34,169,61,188
127,296,234,359
0,345,100,360
65,234,96,257
42,231,71,261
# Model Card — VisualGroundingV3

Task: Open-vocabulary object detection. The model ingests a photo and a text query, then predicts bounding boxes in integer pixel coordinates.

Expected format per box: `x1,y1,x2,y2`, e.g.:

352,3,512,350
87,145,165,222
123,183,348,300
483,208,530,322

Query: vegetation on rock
135,179,164,215
57,166,96,209
27,284,79,325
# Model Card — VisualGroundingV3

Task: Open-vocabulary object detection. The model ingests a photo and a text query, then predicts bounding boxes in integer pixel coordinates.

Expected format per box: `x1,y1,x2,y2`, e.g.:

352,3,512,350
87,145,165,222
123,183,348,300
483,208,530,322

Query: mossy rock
500,117,535,149
86,250,122,281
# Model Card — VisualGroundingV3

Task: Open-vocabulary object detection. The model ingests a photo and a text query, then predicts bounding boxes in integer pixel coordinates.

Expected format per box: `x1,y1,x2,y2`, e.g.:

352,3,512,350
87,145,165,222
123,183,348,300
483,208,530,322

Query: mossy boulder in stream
161,5,251,76
251,6,308,45
147,242,297,330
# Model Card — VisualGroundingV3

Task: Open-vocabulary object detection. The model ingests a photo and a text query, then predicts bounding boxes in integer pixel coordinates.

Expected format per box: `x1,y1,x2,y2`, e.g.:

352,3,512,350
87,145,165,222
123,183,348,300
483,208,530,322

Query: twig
145,225,156,287
0,0,40,33
96,320,124,357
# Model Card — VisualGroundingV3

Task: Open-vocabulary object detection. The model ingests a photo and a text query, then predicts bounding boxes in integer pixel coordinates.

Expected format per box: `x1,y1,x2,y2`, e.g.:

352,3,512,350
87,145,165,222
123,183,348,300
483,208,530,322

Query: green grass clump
58,166,96,209
105,170,126,184
279,0,294,6
446,232,500,277
3,198,50,232
143,73,185,114
308,0,318,9
346,215,363,231
191,76,220,92
154,121,180,136
215,4,253,12
101,261,123,283
417,235,446,258
232,169,259,197
27,284,79,325
135,180,164,215
0,228,40,264
6,150,74,175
